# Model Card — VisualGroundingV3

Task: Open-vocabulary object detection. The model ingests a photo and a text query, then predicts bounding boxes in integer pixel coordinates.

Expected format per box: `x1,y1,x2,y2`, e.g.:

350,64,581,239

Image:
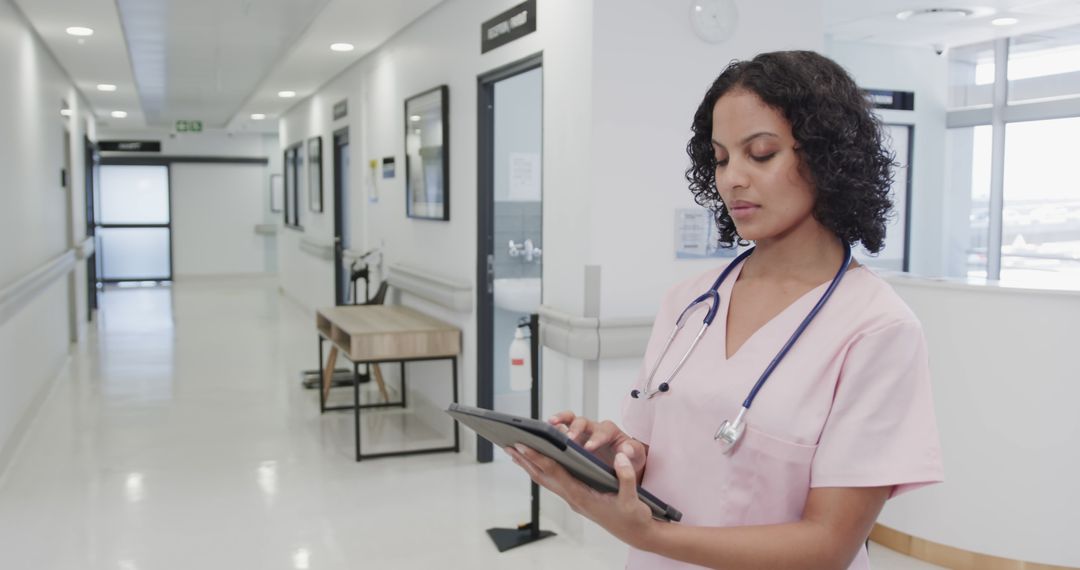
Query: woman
505,51,944,569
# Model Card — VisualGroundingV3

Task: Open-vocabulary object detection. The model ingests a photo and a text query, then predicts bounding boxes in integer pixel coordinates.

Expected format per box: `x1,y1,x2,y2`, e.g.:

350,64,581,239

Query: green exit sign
176,120,203,132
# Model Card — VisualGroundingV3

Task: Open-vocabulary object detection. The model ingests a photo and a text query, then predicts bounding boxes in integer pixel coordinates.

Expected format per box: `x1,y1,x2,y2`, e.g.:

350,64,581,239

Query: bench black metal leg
452,356,460,452
318,336,326,413
400,361,407,409
354,360,362,461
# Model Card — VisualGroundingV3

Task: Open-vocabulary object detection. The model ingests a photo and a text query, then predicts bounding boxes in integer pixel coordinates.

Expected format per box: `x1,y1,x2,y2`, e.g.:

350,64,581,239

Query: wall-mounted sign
333,99,348,120
675,208,738,260
481,0,536,54
176,120,203,132
382,157,396,179
99,140,162,152
865,89,915,111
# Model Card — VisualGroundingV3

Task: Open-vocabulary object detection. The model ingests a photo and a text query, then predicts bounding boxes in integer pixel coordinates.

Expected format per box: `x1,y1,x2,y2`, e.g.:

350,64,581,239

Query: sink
493,278,541,314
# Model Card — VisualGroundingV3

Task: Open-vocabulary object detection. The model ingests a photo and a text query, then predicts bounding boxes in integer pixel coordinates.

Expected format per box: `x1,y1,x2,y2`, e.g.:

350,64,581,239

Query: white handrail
0,249,77,325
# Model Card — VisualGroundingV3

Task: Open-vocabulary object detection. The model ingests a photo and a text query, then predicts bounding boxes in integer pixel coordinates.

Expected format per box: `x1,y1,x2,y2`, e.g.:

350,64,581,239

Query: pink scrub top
621,259,944,570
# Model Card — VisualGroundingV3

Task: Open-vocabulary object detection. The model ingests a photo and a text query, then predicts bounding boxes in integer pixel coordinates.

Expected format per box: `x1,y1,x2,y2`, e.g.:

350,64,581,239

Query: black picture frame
308,136,323,213
284,143,303,228
404,85,450,221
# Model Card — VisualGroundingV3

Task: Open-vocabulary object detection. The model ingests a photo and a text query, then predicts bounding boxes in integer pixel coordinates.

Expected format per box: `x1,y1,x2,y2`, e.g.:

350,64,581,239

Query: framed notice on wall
270,174,284,213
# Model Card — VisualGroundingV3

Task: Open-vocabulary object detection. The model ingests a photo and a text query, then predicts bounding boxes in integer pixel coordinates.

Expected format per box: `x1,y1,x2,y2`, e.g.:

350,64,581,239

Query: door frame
84,137,98,319
475,52,543,463
333,127,350,305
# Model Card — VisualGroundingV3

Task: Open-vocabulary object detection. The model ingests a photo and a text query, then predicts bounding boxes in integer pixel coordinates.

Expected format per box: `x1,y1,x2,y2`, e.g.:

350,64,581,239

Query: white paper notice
675,208,737,259
508,152,541,201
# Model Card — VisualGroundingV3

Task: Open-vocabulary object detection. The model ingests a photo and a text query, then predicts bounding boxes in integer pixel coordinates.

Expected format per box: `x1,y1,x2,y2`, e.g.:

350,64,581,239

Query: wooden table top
316,305,461,362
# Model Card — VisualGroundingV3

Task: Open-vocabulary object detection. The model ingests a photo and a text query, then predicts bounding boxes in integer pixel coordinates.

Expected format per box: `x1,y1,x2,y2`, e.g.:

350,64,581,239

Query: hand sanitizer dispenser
509,326,532,391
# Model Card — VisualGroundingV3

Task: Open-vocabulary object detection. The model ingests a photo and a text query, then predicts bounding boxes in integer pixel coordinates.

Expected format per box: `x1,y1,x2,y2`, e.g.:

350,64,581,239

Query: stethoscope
630,241,853,454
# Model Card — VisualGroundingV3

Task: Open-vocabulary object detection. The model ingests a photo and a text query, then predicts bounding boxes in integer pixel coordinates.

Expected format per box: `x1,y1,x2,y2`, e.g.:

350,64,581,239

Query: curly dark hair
685,50,895,253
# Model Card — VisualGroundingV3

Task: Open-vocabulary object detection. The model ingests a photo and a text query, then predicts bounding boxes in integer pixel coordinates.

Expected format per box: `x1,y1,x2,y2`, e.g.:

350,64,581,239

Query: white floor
0,278,944,569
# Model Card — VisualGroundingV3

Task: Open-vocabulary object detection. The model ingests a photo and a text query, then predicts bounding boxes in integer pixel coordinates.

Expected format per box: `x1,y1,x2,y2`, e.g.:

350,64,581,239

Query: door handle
487,254,495,294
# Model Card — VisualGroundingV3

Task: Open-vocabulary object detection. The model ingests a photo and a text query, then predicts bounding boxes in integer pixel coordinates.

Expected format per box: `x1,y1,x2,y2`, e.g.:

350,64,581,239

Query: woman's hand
505,445,656,550
547,411,648,483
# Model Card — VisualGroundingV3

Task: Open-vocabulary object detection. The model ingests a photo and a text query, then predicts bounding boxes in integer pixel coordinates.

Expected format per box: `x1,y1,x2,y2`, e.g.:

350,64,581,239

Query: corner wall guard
538,305,652,360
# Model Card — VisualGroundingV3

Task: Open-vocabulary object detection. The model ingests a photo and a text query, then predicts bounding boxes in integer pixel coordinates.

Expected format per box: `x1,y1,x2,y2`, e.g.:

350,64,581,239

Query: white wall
171,163,270,276
883,279,1080,567
0,0,96,471
825,40,950,278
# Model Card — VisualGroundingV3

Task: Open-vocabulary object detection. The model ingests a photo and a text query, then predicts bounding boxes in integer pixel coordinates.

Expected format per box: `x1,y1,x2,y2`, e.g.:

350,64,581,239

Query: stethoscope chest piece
714,407,748,454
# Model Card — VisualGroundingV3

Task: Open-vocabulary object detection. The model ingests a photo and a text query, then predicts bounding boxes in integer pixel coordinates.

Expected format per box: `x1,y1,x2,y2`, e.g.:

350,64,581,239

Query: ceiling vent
896,7,991,22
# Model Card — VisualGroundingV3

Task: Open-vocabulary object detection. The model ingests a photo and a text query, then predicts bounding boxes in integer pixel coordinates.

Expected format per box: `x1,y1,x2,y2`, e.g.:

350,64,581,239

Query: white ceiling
14,0,1080,135
13,0,144,129
13,0,442,133
825,0,1080,48
114,0,331,130
226,0,443,133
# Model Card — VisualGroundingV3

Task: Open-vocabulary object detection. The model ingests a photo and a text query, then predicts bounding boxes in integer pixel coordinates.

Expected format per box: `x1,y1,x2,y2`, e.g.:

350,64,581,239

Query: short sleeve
810,319,944,498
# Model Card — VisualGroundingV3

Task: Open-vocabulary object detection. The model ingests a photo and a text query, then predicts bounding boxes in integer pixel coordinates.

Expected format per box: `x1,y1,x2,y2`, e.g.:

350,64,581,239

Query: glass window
948,41,996,109
945,126,993,279
1008,24,1080,104
98,227,171,280
1000,117,1080,285
99,165,170,224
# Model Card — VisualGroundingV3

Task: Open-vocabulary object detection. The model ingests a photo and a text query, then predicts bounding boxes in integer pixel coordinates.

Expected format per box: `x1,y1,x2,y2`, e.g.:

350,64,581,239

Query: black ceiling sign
481,0,536,54
865,89,915,111
333,99,348,120
99,140,162,152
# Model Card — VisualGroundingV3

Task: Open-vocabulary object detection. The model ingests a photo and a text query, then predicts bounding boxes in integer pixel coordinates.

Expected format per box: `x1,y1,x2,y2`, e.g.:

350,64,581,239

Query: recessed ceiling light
60,109,73,117
111,110,127,118
250,113,267,120
65,26,94,37
992,17,1019,26
97,83,117,92
278,91,296,98
409,114,421,122
330,43,354,52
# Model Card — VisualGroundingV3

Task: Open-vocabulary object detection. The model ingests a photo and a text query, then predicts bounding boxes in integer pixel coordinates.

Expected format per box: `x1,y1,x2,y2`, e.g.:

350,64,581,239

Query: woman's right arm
548,411,649,484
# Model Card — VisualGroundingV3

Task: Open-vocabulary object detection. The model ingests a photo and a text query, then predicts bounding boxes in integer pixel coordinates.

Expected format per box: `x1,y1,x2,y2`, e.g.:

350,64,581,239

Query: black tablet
446,403,682,522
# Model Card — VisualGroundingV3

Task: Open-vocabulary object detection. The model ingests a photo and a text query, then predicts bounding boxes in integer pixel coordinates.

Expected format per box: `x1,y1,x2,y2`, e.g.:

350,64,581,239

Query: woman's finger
514,444,559,474
548,410,577,426
613,452,639,510
584,421,618,451
567,416,591,442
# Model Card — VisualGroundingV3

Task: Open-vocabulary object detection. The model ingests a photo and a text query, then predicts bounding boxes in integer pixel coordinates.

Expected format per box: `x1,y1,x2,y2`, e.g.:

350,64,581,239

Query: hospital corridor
1,1,1078,569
